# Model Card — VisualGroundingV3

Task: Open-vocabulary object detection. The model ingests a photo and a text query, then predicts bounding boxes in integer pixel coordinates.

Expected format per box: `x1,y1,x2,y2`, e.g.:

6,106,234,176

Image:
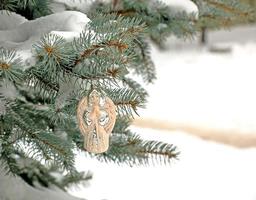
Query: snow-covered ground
140,25,256,132
71,127,256,200
69,26,256,200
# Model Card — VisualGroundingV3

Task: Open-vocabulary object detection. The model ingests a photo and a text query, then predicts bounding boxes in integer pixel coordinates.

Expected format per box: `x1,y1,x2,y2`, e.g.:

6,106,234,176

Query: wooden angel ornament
77,90,116,153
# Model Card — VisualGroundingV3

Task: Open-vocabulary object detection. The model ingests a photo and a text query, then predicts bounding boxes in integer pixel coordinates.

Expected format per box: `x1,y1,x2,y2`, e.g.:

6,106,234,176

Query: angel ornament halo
77,90,116,153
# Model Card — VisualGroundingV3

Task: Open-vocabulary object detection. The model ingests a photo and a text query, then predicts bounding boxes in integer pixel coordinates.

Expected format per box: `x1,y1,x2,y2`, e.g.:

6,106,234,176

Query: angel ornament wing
77,90,116,153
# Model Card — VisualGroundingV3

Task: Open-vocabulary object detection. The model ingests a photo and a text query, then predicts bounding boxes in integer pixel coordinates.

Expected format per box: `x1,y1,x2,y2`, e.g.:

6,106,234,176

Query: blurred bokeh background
66,1,256,200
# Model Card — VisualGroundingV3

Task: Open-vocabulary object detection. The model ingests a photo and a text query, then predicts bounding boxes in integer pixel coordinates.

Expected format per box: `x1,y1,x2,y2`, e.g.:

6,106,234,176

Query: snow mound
0,10,28,30
70,127,256,200
162,0,199,15
0,11,91,65
0,11,90,49
0,168,83,200
51,0,95,13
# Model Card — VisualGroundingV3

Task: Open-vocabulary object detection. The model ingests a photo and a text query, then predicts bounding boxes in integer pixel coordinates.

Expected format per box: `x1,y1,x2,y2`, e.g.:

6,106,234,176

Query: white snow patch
0,167,83,200
70,127,256,200
0,10,27,30
162,0,199,15
135,26,256,133
0,80,18,100
52,0,95,13
50,171,64,183
0,11,90,65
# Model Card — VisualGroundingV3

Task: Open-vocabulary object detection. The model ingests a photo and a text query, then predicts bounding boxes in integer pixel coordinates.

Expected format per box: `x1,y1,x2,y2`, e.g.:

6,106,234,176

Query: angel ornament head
77,90,116,153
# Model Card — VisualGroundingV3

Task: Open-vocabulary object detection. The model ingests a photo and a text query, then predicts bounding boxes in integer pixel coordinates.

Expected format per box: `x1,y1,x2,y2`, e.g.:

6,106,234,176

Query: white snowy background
69,25,256,200
1,0,256,200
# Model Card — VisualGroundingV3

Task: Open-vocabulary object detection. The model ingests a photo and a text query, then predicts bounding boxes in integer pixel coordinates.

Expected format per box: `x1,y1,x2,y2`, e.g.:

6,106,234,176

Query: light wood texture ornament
77,90,116,153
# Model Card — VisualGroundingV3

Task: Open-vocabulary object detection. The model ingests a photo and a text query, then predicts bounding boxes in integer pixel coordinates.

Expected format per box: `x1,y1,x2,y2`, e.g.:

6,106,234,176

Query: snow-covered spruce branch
0,167,86,200
0,10,178,178
88,0,253,45
7,107,75,171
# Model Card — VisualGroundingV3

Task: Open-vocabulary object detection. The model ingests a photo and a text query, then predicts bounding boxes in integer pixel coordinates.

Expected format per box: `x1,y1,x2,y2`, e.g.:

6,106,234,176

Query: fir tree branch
0,48,23,83
8,106,75,171
60,171,93,189
109,9,136,16
73,25,143,66
105,88,144,117
206,0,251,17
29,70,59,92
94,132,179,166
74,40,129,65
